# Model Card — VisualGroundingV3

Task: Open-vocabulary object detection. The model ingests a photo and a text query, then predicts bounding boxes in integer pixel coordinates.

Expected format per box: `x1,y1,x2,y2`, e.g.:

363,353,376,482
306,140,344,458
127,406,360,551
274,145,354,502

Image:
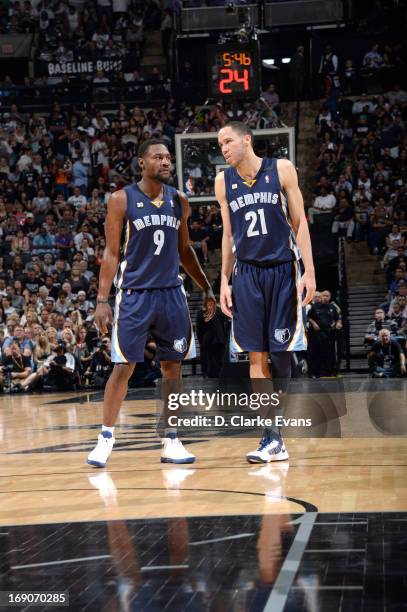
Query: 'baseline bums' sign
47,59,122,76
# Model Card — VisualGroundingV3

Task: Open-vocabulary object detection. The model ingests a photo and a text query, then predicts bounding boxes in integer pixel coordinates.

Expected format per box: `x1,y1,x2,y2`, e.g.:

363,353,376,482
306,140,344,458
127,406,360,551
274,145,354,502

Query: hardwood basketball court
1,378,406,610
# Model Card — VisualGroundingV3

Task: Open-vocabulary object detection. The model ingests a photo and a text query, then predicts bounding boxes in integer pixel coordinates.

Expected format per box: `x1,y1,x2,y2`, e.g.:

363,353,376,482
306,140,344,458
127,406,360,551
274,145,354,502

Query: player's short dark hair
225,121,253,142
137,139,169,158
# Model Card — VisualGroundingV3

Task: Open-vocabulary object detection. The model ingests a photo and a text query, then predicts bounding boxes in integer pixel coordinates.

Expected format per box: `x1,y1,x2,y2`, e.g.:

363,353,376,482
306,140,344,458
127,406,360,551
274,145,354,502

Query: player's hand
95,302,113,335
220,283,233,318
299,270,316,307
401,364,406,376
203,288,216,322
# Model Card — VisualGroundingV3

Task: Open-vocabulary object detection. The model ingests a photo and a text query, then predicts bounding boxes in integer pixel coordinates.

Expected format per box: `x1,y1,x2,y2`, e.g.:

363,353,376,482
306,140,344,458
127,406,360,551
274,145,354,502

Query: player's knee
112,363,136,382
161,361,182,379
249,352,269,377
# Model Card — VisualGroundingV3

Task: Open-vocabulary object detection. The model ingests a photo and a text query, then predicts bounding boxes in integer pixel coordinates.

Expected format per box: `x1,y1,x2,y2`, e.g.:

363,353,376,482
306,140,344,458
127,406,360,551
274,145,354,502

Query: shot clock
207,41,260,101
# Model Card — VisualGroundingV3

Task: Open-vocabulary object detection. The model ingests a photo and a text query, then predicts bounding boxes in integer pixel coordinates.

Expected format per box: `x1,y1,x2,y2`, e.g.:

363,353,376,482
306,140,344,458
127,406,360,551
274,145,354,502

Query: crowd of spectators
310,80,406,246
1,5,405,383
0,0,173,106
309,39,406,378
363,227,407,377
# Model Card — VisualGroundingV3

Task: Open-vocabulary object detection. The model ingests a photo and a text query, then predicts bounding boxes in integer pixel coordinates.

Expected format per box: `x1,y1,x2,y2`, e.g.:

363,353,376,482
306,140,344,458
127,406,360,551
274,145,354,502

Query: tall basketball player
216,122,315,463
87,139,216,468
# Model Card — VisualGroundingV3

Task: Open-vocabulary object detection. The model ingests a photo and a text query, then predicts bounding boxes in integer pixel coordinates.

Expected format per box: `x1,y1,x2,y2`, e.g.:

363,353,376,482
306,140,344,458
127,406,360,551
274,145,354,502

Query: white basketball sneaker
161,437,196,464
246,434,289,464
87,432,115,468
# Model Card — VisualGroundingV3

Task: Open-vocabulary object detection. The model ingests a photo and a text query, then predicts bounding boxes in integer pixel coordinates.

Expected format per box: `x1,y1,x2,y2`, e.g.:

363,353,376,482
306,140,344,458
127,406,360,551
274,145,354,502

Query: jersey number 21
245,208,268,236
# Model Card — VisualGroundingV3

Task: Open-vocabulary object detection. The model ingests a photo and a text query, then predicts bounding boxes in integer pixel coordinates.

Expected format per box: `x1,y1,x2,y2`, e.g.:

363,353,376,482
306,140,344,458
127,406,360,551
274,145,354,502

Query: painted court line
11,555,111,570
263,512,318,612
141,565,189,571
190,533,255,546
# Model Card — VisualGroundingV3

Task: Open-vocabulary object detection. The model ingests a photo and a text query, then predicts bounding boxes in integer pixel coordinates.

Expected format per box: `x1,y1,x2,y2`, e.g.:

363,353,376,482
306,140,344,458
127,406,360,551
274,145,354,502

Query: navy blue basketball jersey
224,158,300,264
115,183,183,290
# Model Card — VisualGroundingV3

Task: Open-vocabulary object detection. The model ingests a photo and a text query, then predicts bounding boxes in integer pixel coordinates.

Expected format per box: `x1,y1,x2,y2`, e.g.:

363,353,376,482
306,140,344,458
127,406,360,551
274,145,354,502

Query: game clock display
207,41,260,101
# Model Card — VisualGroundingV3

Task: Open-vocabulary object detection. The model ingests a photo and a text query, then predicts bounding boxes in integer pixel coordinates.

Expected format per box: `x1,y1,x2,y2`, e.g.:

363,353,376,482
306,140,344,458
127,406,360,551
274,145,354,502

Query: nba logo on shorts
173,337,187,353
274,328,290,344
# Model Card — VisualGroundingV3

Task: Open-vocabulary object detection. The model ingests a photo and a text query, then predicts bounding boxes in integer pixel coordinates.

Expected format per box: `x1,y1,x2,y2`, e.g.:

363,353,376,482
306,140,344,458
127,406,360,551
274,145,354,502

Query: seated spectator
365,308,393,346
10,229,30,258
75,326,92,377
331,197,355,240
55,290,71,315
386,247,407,283
55,225,74,259
84,337,112,388
368,329,406,378
2,324,33,358
308,187,336,224
45,342,76,389
0,340,32,391
32,225,56,256
382,243,403,271
68,187,87,212
389,270,407,297
386,224,405,250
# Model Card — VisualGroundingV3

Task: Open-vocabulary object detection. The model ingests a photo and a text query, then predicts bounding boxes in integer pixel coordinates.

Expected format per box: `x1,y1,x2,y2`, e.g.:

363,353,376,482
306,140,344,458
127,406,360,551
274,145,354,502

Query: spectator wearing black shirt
387,247,407,284
307,290,340,377
0,341,31,390
46,342,76,389
331,197,355,240
368,329,406,378
365,308,392,346
22,269,41,295
85,337,113,388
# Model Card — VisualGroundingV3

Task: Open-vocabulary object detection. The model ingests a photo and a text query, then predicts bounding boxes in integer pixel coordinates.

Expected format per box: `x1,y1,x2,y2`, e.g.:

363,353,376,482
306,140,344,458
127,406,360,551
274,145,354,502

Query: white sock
102,425,115,436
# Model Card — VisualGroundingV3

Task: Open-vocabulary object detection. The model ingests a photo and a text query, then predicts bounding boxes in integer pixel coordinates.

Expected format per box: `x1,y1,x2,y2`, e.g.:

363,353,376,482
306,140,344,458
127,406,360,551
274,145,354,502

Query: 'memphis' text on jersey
229,191,279,212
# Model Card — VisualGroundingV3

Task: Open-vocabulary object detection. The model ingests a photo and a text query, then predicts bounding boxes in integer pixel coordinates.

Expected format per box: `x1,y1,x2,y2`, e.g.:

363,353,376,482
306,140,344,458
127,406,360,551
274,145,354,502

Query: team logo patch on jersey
274,328,291,344
137,202,144,208
265,175,269,183
232,184,238,189
173,337,187,353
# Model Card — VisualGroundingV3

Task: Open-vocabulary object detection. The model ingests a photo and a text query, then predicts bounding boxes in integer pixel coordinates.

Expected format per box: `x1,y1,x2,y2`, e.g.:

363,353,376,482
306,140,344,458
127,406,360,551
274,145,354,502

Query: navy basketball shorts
230,260,307,353
111,286,196,364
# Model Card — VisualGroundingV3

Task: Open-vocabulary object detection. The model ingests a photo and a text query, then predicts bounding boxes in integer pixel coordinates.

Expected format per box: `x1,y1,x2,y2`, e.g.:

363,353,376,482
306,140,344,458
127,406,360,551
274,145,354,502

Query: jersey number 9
153,229,165,255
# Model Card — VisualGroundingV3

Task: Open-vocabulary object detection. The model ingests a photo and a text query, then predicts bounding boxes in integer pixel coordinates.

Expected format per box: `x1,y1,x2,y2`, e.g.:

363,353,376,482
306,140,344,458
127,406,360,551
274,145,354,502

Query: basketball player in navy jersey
216,122,315,463
87,139,216,468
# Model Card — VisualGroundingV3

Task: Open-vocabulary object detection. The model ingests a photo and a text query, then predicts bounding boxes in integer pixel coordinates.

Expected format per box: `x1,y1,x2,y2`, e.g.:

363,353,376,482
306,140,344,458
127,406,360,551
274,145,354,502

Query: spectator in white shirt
308,187,336,224
68,186,87,211
74,224,94,251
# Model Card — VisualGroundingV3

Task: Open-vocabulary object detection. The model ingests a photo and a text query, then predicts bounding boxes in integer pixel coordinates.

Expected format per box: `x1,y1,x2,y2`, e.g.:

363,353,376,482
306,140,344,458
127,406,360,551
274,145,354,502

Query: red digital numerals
219,68,249,94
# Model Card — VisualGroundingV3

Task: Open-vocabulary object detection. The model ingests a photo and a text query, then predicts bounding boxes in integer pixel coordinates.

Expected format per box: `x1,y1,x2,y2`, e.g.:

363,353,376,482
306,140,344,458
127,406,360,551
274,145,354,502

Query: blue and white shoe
87,431,115,468
161,438,196,464
246,435,289,464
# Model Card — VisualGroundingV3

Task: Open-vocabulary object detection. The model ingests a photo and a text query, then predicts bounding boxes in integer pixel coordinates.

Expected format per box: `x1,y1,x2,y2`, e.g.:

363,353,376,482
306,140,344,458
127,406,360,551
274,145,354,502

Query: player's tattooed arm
277,159,316,307
95,189,127,335
215,172,234,318
177,191,216,322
